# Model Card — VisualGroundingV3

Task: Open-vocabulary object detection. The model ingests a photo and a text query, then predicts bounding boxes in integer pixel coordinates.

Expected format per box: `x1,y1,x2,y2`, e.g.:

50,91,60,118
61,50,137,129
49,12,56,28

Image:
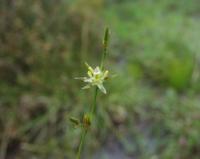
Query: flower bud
103,27,110,49
82,114,91,129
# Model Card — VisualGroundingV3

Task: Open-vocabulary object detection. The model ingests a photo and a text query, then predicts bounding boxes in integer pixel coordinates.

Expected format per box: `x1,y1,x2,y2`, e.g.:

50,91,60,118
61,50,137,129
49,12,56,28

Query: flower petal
83,78,92,83
97,84,107,94
82,85,91,89
103,70,109,79
85,62,94,73
94,67,101,75
75,77,87,81
87,71,93,78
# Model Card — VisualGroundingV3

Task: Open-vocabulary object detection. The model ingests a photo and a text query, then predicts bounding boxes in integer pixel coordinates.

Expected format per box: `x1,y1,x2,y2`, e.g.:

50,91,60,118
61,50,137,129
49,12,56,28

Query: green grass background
1,0,200,158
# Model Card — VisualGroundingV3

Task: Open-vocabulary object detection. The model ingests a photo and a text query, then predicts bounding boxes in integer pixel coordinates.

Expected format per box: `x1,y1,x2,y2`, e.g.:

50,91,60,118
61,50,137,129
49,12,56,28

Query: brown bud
82,114,91,129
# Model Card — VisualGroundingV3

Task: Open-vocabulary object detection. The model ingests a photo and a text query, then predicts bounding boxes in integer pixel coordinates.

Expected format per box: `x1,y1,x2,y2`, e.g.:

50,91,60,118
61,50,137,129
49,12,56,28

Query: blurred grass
1,0,200,159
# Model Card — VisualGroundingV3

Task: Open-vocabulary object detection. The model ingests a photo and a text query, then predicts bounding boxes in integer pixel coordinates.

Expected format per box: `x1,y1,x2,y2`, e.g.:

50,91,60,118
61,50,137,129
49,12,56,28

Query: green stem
91,87,98,114
75,27,109,159
76,129,88,159
76,87,98,159
100,48,107,70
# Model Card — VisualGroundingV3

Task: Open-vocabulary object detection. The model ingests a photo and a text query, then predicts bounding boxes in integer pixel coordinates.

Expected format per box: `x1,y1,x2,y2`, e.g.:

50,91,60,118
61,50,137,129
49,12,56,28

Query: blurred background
1,0,200,159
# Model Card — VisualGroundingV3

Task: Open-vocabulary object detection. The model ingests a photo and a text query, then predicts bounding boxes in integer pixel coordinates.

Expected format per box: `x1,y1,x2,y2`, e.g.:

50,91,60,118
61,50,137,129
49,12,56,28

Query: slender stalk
76,129,88,159
91,87,98,114
76,87,98,159
75,27,110,159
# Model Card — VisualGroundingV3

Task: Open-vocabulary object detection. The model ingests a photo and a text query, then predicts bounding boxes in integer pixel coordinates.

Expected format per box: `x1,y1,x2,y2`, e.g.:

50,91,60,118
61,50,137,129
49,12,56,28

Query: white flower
76,63,109,94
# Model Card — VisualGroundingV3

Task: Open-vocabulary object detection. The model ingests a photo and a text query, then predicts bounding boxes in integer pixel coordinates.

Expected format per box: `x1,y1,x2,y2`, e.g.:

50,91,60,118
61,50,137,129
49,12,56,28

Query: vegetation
1,0,200,159
73,28,110,159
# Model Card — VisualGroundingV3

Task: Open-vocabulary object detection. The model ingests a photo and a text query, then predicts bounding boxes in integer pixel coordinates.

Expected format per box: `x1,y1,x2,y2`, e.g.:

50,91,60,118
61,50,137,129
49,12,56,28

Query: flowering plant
71,27,110,159
77,62,109,94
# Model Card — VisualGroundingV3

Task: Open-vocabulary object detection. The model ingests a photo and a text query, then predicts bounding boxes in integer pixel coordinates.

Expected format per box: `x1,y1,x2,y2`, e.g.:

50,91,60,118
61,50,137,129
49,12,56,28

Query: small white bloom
76,62,109,94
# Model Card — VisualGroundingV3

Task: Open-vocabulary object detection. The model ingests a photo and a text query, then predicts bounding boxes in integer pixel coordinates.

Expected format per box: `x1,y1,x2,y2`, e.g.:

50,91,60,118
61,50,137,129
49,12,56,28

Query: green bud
103,27,110,49
69,117,80,126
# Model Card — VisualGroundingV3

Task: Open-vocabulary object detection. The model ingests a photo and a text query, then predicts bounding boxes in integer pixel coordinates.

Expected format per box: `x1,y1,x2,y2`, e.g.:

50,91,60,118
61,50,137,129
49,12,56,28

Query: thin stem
76,87,98,159
100,48,107,70
76,128,88,159
91,87,98,114
75,27,109,159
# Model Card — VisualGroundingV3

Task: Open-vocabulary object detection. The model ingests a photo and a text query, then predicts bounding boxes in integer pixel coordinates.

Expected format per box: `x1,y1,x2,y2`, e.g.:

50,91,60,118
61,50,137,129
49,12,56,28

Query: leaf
69,117,80,126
